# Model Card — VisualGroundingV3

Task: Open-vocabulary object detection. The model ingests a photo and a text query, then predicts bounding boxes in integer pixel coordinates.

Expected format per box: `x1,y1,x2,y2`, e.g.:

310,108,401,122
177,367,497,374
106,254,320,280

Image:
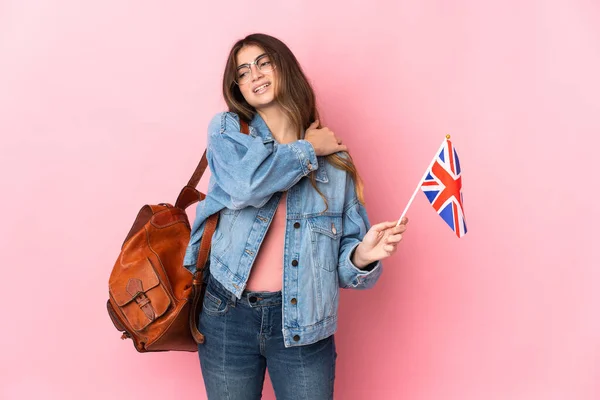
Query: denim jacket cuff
343,242,382,288
289,140,318,176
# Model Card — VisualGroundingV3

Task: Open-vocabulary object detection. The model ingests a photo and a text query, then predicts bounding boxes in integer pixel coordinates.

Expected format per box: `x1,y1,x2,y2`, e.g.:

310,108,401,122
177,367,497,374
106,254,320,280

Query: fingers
394,218,408,228
383,244,396,253
309,120,319,130
393,225,407,234
371,221,398,233
337,144,348,152
382,234,403,256
385,233,403,244
375,218,409,250
374,217,410,257
373,219,410,236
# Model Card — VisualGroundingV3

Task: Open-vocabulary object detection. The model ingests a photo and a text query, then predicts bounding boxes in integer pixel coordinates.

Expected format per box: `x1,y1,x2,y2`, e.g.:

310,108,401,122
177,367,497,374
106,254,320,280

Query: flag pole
396,135,450,226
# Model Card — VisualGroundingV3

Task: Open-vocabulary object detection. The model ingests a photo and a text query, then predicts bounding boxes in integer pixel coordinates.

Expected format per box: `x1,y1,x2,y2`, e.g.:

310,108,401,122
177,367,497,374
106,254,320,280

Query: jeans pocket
202,288,230,316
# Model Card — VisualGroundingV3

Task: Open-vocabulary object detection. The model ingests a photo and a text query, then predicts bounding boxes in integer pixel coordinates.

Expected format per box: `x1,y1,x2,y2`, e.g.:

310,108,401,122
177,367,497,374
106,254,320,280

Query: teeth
254,83,270,93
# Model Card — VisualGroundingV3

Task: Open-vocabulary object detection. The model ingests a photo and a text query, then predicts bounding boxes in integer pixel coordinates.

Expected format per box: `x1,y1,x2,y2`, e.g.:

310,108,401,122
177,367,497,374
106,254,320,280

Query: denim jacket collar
249,113,328,183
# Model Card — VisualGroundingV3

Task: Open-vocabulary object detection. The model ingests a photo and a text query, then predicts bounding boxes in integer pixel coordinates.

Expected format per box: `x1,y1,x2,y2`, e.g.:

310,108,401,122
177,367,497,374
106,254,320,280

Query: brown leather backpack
107,119,249,352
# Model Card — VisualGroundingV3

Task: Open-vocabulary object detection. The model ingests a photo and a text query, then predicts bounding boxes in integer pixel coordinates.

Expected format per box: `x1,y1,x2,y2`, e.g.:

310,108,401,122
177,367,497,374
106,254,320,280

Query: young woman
183,33,408,400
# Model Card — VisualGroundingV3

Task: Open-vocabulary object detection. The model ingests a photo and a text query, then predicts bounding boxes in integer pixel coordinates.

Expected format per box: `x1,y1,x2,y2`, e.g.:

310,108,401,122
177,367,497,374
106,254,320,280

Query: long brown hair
222,33,365,210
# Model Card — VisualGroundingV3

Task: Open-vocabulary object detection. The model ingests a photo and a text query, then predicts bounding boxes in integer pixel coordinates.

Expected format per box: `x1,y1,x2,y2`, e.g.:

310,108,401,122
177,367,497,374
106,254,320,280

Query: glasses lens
236,66,251,84
257,55,274,74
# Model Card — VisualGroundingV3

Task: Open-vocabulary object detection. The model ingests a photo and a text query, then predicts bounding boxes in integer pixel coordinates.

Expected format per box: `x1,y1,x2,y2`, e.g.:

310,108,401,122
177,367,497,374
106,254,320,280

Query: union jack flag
420,139,467,238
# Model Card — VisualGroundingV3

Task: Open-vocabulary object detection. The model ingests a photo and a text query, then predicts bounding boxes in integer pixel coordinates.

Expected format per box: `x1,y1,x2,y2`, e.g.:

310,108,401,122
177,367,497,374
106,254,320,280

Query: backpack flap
109,257,171,331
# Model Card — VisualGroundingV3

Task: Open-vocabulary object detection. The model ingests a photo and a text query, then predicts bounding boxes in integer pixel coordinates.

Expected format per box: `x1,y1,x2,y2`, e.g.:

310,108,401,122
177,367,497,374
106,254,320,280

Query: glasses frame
234,53,276,85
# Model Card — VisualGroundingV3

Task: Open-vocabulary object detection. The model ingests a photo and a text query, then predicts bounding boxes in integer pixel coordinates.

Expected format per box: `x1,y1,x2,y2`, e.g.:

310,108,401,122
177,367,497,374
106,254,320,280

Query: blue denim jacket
184,112,383,347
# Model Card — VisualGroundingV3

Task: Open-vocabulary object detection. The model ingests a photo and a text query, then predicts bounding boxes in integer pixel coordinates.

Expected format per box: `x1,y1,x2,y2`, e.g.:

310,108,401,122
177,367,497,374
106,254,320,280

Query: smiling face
223,34,317,133
235,44,279,110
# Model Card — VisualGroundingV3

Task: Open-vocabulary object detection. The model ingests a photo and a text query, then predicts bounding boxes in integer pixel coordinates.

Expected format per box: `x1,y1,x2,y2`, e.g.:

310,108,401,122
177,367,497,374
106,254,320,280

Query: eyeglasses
235,53,276,85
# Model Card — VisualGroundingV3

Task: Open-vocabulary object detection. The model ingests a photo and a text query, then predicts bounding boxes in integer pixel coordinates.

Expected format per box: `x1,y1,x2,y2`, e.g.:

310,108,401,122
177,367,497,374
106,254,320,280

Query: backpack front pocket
109,256,171,331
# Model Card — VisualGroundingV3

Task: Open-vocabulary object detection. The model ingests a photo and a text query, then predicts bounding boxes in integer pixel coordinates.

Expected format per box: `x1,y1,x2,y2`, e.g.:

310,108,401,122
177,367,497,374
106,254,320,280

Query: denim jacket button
293,335,300,341
291,260,298,267
291,298,297,305
294,222,300,229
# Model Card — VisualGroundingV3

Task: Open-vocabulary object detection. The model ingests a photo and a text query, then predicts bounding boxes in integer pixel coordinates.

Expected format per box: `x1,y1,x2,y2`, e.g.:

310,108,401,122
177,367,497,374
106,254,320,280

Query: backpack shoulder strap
175,118,249,209
187,117,249,344
193,117,249,272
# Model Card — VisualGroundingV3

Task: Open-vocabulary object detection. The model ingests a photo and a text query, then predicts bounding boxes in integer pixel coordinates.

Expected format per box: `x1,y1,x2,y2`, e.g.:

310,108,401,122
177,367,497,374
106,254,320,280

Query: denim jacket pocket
308,215,343,272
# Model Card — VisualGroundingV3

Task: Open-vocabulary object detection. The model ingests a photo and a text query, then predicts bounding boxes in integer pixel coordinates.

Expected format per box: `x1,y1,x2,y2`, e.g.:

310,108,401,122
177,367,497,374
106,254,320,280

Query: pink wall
2,1,599,399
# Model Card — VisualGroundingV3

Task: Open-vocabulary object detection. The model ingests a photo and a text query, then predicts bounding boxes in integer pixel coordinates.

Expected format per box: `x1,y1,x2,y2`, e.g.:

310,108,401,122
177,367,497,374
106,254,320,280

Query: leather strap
189,282,206,344
175,119,249,209
188,116,250,344
189,213,218,344
193,119,249,274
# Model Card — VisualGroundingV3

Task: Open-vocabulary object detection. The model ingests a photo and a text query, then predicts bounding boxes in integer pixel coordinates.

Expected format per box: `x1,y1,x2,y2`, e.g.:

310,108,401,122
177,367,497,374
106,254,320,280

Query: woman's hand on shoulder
352,217,409,269
304,120,347,156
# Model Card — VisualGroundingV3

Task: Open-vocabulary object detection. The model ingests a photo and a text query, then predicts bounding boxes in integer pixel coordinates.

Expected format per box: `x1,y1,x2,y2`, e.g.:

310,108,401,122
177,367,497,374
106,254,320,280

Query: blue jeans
198,274,337,400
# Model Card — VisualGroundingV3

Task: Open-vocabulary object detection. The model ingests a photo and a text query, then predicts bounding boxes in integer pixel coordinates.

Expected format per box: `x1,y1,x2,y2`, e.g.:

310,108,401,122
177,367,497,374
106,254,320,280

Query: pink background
1,1,599,399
